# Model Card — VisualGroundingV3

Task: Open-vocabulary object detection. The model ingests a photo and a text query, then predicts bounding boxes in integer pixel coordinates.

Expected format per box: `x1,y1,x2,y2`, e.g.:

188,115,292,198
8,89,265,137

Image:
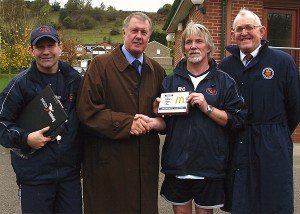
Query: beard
187,50,203,64
188,56,202,63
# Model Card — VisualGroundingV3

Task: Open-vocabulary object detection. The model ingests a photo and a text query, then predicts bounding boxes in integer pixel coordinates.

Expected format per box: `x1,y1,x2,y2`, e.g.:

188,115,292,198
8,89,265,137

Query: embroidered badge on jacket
262,67,274,79
206,88,217,96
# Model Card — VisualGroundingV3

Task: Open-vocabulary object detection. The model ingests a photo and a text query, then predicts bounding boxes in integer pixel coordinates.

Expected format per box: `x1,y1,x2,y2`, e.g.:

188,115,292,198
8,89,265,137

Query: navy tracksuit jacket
219,40,300,214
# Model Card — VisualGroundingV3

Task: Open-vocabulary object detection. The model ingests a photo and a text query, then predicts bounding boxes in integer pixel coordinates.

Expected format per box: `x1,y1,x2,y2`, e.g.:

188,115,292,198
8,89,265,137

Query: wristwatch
206,105,214,115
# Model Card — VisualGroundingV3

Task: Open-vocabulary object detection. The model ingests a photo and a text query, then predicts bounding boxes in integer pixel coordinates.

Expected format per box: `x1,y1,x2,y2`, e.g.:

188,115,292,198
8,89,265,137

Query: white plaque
158,92,190,115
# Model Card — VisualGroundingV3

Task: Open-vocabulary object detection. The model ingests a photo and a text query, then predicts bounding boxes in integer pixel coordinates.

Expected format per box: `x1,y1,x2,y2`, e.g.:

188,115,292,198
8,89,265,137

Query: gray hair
181,21,215,61
233,8,262,29
122,12,152,33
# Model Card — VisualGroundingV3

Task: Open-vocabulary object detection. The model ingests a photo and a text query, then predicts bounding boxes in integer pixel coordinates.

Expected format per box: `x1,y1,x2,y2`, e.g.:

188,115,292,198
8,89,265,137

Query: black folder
16,84,68,138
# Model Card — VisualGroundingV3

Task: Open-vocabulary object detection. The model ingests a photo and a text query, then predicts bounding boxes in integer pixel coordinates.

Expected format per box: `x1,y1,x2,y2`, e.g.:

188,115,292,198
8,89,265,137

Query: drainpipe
221,0,227,59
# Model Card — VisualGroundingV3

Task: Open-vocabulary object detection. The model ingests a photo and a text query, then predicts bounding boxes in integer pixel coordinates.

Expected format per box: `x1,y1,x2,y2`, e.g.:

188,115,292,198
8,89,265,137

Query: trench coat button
114,122,120,127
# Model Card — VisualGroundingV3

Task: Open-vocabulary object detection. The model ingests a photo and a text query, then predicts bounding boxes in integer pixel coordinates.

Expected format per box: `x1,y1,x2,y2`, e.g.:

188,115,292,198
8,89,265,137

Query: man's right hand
27,126,52,149
130,115,151,136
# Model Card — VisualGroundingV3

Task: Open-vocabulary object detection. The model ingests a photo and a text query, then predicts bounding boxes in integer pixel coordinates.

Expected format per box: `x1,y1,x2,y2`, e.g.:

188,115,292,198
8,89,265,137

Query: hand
187,92,208,112
130,114,151,136
136,114,166,131
27,126,52,150
153,97,161,115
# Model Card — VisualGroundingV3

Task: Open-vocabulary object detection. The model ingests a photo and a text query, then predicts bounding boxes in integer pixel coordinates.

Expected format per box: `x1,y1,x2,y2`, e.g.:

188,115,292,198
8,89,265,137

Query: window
263,8,298,62
157,49,161,55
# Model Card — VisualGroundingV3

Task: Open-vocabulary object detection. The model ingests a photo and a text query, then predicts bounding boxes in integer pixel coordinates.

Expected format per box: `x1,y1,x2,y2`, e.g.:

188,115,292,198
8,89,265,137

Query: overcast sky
50,0,175,12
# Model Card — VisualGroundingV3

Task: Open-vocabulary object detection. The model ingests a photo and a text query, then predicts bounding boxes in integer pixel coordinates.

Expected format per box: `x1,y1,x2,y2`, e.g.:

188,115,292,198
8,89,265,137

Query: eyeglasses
234,24,261,33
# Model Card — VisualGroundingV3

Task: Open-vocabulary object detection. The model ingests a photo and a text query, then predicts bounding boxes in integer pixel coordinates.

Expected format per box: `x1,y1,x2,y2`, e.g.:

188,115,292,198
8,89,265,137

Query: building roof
148,41,172,50
163,0,194,32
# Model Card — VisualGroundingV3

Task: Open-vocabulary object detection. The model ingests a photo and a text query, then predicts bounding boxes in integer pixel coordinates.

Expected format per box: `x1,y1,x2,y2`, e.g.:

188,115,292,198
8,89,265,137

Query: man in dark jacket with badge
158,22,247,214
0,26,83,213
219,8,300,214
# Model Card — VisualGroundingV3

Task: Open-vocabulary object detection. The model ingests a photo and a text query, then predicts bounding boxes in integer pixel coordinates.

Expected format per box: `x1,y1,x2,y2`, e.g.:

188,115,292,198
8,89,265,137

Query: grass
61,22,165,45
49,11,165,45
62,24,124,44
0,69,173,93
0,74,16,92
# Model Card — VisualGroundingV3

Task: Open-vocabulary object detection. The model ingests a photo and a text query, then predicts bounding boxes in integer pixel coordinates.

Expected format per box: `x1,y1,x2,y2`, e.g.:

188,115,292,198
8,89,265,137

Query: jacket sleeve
223,76,247,131
285,58,300,133
0,80,30,150
76,58,134,140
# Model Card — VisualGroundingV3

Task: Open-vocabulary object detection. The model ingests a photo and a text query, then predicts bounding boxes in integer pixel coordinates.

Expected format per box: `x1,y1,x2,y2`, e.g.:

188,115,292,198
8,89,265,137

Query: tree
31,0,50,16
157,4,171,15
0,27,32,73
51,1,61,11
62,16,74,28
106,6,118,22
99,2,105,10
0,0,33,73
150,31,167,46
36,3,53,26
61,0,99,29
60,38,78,65
90,7,104,22
64,0,85,16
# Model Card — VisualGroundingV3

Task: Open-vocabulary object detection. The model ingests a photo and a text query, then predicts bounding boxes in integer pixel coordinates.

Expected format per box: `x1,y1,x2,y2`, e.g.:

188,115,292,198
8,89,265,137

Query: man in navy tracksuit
158,22,247,214
219,9,300,214
0,26,82,213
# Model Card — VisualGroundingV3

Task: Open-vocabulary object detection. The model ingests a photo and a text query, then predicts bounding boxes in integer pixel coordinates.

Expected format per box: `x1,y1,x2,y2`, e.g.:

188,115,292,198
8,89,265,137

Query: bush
63,16,73,28
59,8,67,23
76,15,96,30
110,28,120,36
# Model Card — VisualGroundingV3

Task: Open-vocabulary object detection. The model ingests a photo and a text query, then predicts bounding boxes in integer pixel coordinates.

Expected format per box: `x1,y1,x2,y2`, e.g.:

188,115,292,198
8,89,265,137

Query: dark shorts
160,174,224,209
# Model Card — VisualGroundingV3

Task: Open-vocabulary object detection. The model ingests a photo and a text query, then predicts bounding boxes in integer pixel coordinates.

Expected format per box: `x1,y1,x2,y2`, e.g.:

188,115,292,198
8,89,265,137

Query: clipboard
16,84,68,138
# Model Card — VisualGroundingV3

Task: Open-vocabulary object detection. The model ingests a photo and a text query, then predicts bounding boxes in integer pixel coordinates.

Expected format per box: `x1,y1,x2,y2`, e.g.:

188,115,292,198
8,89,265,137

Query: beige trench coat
77,45,166,214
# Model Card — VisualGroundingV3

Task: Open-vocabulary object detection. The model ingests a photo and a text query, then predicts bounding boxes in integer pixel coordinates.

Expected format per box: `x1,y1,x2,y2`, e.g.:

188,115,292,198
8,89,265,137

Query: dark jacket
219,40,300,214
161,59,247,178
77,45,166,214
0,61,82,185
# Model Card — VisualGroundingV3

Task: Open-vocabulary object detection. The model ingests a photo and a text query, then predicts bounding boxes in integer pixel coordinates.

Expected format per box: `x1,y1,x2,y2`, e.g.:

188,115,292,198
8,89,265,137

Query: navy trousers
19,178,82,214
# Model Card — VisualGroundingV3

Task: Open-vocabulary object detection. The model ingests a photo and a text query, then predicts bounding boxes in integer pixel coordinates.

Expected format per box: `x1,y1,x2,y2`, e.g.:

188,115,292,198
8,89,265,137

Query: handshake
130,114,165,136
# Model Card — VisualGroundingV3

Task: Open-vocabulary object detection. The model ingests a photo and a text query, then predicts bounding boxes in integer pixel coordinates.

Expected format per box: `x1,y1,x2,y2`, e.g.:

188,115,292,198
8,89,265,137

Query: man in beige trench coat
77,12,166,214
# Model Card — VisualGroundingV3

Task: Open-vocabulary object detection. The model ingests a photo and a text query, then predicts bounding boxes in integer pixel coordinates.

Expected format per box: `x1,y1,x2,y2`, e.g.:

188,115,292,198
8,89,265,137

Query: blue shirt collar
121,45,143,65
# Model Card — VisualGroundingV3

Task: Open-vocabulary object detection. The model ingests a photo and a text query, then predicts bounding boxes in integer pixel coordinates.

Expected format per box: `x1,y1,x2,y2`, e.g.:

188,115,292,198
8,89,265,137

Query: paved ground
1,138,299,214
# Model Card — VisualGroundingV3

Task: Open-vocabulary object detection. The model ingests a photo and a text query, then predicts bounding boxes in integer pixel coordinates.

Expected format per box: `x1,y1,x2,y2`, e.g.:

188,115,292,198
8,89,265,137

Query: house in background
163,0,300,141
84,44,96,53
75,44,87,58
144,41,173,69
91,46,106,58
97,42,115,53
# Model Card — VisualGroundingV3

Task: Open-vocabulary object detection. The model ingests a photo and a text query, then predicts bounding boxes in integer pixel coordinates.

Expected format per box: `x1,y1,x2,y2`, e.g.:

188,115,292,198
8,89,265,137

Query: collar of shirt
239,44,261,62
121,45,143,66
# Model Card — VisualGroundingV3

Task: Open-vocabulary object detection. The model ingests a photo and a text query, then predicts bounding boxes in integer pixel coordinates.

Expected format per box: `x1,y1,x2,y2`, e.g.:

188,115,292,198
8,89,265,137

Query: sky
50,0,175,12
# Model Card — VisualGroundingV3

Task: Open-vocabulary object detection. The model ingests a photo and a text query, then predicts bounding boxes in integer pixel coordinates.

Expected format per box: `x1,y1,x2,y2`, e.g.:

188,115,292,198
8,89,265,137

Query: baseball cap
30,26,60,46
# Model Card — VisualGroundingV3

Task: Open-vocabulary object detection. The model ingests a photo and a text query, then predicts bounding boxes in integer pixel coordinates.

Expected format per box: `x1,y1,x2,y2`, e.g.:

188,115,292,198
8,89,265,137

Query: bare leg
173,201,193,214
195,205,213,214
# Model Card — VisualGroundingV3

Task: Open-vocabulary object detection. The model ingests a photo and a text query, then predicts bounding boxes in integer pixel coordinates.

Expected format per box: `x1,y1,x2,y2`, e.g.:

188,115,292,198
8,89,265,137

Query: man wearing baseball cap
0,26,83,213
30,25,60,46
